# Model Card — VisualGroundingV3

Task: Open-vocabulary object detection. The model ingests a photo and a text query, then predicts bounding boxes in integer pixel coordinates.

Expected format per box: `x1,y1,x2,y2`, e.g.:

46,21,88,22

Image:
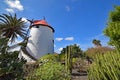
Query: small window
33,25,39,28
36,25,39,28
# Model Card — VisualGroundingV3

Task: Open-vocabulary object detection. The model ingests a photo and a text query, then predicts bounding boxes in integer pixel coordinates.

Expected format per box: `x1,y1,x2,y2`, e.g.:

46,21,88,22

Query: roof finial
43,16,45,20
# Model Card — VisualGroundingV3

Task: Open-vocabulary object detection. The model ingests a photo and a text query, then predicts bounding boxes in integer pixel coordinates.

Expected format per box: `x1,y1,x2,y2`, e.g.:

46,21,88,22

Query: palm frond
0,13,27,43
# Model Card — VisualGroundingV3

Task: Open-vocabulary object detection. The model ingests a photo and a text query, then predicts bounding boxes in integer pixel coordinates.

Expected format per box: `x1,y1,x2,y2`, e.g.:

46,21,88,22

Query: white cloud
65,6,71,12
58,47,63,52
76,43,80,46
56,37,74,41
5,0,24,12
55,38,63,41
65,37,74,41
5,8,14,13
21,17,28,23
21,17,30,29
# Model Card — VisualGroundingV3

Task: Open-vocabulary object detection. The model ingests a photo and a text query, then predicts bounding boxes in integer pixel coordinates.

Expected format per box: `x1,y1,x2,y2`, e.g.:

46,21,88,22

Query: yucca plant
88,51,120,80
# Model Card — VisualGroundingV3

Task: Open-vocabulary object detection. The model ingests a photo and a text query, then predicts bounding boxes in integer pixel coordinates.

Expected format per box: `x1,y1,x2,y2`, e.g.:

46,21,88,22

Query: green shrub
88,51,120,80
38,54,59,63
27,54,70,80
0,38,26,79
0,52,26,79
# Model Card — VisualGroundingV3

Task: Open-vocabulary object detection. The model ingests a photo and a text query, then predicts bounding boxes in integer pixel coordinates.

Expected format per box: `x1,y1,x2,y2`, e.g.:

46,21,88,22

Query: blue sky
0,0,120,53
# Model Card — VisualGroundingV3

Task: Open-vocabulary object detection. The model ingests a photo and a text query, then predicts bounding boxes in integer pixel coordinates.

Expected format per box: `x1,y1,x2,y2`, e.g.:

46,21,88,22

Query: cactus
65,46,72,75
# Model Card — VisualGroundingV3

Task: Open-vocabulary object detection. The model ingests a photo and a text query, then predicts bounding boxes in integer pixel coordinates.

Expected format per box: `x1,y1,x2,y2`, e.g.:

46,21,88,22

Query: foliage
104,6,120,51
59,44,84,61
72,58,88,72
88,51,120,80
0,13,28,79
72,58,77,66
0,37,26,79
0,13,27,43
0,37,9,54
38,53,59,63
0,51,26,79
27,54,70,80
27,62,70,80
59,53,66,61
59,44,84,75
92,39,101,47
85,46,114,59
23,62,39,78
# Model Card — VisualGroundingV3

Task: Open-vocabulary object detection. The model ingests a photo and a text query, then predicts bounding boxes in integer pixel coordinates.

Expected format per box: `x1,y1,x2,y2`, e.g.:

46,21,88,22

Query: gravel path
71,69,88,80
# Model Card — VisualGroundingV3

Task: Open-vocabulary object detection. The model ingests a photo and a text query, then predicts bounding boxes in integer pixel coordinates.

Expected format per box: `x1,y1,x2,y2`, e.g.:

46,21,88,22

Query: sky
0,0,120,53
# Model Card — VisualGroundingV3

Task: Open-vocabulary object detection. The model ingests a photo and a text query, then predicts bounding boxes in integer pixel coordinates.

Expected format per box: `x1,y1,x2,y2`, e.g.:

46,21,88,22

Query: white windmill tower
19,19,55,62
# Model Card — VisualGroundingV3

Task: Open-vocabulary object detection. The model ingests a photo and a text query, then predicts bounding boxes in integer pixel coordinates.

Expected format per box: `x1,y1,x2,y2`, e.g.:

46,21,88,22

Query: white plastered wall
25,25,54,61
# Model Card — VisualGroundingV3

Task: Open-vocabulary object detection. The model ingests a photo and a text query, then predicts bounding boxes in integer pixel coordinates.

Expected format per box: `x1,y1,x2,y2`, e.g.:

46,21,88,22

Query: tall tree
92,39,101,47
0,13,27,43
103,6,120,51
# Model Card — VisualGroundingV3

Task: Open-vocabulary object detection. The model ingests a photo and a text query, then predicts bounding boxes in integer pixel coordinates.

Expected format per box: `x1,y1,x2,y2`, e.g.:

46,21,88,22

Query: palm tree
92,39,102,47
0,13,27,43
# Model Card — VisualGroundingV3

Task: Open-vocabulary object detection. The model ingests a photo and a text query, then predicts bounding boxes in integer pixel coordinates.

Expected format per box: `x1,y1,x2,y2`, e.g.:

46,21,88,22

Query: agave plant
0,13,27,43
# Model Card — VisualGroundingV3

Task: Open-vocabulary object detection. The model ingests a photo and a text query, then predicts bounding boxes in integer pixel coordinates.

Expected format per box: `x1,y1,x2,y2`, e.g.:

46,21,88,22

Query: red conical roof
33,20,50,27
32,20,55,32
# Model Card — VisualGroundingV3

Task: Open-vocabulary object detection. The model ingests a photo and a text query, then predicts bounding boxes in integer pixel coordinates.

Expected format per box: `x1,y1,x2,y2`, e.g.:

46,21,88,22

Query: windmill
19,19,55,62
